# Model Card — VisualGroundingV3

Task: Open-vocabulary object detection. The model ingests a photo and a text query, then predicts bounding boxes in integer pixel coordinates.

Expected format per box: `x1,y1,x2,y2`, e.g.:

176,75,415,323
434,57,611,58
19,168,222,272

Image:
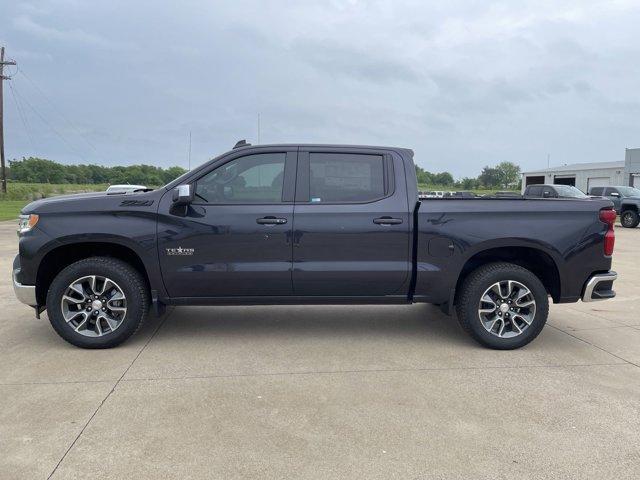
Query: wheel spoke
101,314,118,332
88,276,97,295
497,319,506,337
513,313,531,326
74,313,88,331
69,283,86,299
62,294,84,304
511,318,522,334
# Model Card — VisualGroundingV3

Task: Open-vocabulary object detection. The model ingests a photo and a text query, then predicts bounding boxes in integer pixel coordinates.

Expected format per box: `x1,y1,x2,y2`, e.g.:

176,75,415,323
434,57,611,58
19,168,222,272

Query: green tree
478,166,501,188
433,172,454,186
495,161,520,188
460,177,480,190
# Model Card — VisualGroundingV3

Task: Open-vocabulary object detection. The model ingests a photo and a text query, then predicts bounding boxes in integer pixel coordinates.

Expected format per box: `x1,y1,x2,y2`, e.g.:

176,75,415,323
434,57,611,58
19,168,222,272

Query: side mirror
542,191,551,198
172,184,194,206
610,192,620,198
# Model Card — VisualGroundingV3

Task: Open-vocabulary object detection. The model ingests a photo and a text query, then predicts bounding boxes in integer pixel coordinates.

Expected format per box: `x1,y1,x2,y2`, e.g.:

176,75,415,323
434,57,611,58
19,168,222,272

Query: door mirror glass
172,184,194,206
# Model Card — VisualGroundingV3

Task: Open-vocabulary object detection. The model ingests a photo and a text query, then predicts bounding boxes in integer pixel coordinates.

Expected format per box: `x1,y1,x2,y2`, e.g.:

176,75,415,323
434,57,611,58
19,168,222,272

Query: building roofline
522,161,625,175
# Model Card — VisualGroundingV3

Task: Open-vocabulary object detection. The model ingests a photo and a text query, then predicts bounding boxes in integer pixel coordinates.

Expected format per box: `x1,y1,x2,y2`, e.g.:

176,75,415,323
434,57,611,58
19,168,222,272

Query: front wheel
621,210,640,228
46,257,149,348
455,262,549,349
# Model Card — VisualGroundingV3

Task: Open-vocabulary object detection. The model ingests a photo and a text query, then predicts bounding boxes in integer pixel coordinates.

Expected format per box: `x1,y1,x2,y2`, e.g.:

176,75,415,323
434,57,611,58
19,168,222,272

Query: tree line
8,157,187,186
416,161,521,190
6,156,521,190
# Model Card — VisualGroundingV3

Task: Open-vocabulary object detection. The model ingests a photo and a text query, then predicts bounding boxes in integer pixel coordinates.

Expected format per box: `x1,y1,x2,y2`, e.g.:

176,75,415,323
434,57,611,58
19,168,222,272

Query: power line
8,81,36,153
17,66,100,155
11,82,88,162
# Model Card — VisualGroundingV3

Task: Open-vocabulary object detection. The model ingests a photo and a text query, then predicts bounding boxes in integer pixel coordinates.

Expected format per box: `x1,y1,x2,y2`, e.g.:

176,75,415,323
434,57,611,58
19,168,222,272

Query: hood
21,190,153,214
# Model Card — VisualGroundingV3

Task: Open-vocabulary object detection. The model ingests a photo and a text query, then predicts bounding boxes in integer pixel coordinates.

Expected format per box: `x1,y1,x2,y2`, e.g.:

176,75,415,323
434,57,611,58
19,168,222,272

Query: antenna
187,131,192,171
257,113,261,144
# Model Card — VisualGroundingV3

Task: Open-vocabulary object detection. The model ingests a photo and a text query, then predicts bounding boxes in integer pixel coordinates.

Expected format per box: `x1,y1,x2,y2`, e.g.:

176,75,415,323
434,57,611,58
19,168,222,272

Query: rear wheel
455,262,549,349
621,210,639,228
46,257,149,348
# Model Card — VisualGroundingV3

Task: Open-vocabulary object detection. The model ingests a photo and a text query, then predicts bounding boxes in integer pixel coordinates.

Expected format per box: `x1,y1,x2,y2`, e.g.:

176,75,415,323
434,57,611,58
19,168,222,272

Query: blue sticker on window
311,197,322,202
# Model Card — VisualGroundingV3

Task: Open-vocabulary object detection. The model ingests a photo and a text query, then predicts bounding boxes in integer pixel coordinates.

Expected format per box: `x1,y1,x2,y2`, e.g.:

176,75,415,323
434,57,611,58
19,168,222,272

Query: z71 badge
166,247,194,256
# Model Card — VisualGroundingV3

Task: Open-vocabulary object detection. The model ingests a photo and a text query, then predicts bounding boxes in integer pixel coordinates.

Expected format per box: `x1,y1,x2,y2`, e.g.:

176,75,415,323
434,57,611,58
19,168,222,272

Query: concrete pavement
1,221,639,479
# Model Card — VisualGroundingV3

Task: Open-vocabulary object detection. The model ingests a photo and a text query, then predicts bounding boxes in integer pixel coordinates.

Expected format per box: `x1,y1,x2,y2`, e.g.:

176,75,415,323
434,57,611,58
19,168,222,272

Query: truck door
604,187,622,212
292,148,410,296
157,148,297,297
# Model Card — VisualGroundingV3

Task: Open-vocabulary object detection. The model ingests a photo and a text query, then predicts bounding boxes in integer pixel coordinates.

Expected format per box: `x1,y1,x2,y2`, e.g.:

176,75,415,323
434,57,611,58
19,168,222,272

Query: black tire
621,210,640,228
455,262,549,350
46,257,149,349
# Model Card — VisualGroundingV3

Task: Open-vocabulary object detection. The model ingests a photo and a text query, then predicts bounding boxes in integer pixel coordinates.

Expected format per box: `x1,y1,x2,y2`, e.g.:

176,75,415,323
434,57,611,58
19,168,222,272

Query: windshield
617,186,640,197
555,185,587,198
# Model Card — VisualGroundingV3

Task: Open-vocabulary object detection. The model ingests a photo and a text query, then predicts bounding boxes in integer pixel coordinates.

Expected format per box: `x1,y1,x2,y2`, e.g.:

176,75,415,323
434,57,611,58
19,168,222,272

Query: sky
1,0,639,178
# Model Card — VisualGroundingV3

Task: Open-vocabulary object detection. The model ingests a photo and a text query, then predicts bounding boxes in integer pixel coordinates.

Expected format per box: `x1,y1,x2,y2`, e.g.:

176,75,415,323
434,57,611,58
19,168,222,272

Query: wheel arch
36,241,151,306
453,246,561,305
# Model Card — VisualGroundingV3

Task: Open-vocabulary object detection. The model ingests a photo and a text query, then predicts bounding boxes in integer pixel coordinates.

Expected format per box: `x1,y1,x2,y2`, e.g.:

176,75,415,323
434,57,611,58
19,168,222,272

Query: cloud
12,14,133,50
1,0,639,176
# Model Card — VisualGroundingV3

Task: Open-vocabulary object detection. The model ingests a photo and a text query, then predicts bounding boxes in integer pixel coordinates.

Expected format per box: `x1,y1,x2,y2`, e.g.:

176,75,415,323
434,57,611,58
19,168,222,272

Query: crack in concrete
46,310,172,480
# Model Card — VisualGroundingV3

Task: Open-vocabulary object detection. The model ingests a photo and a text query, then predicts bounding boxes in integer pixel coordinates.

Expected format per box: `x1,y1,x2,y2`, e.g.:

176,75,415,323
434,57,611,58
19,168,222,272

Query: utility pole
0,47,16,194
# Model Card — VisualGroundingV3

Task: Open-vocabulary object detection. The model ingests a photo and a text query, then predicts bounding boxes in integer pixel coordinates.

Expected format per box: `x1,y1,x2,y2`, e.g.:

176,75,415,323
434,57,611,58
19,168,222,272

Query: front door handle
257,216,287,225
373,216,403,225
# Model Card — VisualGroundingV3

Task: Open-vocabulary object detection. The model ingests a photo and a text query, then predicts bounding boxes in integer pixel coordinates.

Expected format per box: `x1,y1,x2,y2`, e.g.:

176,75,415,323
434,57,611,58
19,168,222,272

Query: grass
0,201,27,221
0,182,108,221
0,182,108,201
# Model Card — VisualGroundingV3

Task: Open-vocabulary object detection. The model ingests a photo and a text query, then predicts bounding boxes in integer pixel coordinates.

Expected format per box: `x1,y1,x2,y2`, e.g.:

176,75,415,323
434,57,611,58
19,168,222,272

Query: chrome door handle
373,217,403,225
257,216,287,225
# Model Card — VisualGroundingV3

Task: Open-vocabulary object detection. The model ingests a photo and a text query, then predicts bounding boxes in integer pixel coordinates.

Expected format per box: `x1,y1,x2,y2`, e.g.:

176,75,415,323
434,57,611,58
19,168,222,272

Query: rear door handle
257,216,287,225
373,216,403,225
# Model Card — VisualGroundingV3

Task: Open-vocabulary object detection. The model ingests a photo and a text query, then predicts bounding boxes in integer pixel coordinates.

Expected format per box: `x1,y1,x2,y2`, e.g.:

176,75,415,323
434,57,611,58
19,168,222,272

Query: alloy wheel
478,280,536,338
60,275,127,337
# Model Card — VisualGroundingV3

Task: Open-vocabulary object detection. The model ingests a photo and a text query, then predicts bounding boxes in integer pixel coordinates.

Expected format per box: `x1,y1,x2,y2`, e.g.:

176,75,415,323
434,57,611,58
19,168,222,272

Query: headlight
18,214,39,234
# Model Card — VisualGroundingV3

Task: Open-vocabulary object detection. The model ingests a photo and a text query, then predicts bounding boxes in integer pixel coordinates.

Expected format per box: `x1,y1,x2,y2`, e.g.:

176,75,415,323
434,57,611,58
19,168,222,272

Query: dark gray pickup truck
588,186,640,228
13,143,618,350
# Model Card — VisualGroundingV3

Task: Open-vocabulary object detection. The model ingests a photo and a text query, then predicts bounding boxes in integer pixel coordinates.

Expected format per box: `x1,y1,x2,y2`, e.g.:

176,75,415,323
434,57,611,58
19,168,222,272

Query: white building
521,148,640,193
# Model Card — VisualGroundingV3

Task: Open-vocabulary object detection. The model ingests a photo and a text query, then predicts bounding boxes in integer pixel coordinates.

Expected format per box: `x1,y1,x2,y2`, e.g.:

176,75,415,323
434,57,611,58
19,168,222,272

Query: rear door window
527,186,542,196
307,153,387,203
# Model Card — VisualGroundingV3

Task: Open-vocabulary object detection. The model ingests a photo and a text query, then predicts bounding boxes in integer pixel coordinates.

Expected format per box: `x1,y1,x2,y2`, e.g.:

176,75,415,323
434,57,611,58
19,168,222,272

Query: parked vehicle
588,186,640,228
493,191,521,198
13,143,617,350
524,184,588,199
106,184,148,194
449,191,477,198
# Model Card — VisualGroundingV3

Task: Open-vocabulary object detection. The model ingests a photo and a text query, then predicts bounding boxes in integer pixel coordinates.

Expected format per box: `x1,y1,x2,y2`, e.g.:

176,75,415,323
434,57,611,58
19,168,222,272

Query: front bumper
582,272,617,302
13,270,37,307
13,255,37,307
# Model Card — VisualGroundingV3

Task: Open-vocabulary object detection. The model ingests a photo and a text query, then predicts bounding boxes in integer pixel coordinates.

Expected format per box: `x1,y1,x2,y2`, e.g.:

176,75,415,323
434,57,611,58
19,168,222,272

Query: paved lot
1,220,639,479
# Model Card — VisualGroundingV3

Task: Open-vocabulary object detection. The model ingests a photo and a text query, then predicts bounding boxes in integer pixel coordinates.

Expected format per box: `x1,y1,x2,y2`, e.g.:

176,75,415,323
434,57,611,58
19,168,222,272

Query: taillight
599,208,616,256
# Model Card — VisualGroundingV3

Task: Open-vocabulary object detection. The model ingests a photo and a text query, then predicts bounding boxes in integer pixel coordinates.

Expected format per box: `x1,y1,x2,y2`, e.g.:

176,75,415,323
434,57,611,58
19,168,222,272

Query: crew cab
13,143,618,350
588,186,640,228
